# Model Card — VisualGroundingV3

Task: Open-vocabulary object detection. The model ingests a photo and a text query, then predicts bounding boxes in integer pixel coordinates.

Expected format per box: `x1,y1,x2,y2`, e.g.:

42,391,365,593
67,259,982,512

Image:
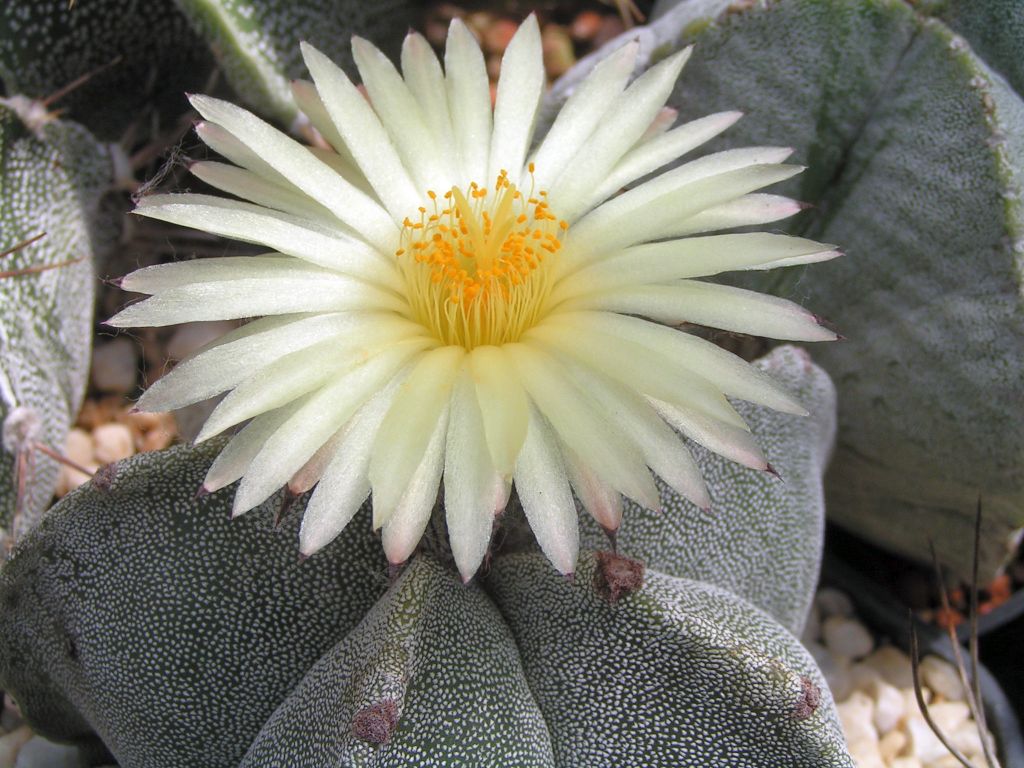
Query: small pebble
92,423,134,464
905,717,950,763
838,691,881,766
926,700,970,735
870,679,905,735
849,662,881,692
878,730,906,763
806,588,995,768
863,646,915,690
822,615,875,659
91,338,137,394
919,655,966,702
56,428,97,496
13,736,78,768
816,587,855,618
949,721,985,758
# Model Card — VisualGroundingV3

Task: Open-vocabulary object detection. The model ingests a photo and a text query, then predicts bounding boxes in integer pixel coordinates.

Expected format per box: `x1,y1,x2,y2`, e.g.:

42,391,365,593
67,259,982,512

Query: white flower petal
195,340,366,443
525,319,749,429
109,271,403,328
670,194,805,236
564,151,799,268
469,345,529,479
444,366,504,581
291,79,353,162
381,402,450,566
649,396,769,471
369,346,466,527
195,120,288,184
132,194,399,287
543,311,807,415
190,94,396,247
575,163,806,271
301,42,422,224
487,14,544,187
288,428,347,495
551,233,839,304
444,18,492,182
401,32,459,178
548,47,692,221
529,41,638,191
590,110,744,204
189,161,336,221
232,340,429,515
562,280,837,342
554,354,710,509
202,400,306,493
136,313,371,412
352,36,453,192
638,106,678,142
559,444,622,533
120,254,297,295
299,375,406,556
505,343,660,510
513,405,579,575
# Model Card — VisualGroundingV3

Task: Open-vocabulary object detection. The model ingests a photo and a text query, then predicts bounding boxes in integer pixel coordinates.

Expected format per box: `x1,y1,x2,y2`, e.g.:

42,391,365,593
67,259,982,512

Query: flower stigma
395,164,568,349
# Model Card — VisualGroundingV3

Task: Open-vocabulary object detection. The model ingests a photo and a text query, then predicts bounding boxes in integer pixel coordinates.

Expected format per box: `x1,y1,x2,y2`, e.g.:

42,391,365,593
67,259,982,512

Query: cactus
174,0,417,123
0,347,853,766
0,0,213,140
0,102,110,545
602,0,1024,580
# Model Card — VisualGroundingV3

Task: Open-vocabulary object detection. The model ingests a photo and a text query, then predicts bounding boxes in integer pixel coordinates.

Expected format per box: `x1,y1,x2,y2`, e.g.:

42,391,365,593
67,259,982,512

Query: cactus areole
111,16,839,581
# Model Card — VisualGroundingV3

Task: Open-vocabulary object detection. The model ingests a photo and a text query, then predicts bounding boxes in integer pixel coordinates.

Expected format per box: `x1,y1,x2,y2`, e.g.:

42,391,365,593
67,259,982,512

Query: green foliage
0,0,213,140
174,0,417,123
0,348,852,766
920,0,1024,96
0,103,110,540
629,0,1024,580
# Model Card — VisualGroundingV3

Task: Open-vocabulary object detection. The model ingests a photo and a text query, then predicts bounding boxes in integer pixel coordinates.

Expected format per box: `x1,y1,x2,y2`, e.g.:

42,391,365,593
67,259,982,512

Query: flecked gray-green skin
487,552,850,767
0,348,851,766
0,0,213,140
920,0,1024,96
0,439,390,766
241,556,555,767
0,105,109,540
579,344,836,636
615,0,1024,580
174,0,416,124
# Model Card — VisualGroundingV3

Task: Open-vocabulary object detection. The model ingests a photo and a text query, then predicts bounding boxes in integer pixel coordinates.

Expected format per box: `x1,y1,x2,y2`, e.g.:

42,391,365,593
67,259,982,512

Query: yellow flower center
395,165,567,349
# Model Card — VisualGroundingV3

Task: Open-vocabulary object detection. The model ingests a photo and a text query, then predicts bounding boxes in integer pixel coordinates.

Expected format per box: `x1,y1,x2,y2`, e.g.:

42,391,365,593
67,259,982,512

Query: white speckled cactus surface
0,0,1020,766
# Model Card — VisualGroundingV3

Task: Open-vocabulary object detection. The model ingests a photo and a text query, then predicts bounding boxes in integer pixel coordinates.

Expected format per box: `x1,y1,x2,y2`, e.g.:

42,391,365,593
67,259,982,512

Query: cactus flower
110,16,839,581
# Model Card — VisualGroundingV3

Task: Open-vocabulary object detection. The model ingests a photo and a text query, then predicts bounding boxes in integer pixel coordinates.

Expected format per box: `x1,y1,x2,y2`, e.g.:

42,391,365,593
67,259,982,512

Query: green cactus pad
920,0,1024,96
174,0,416,123
637,0,1024,579
0,103,109,540
486,551,852,767
0,439,389,765
241,556,554,767
579,344,836,636
0,0,213,139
